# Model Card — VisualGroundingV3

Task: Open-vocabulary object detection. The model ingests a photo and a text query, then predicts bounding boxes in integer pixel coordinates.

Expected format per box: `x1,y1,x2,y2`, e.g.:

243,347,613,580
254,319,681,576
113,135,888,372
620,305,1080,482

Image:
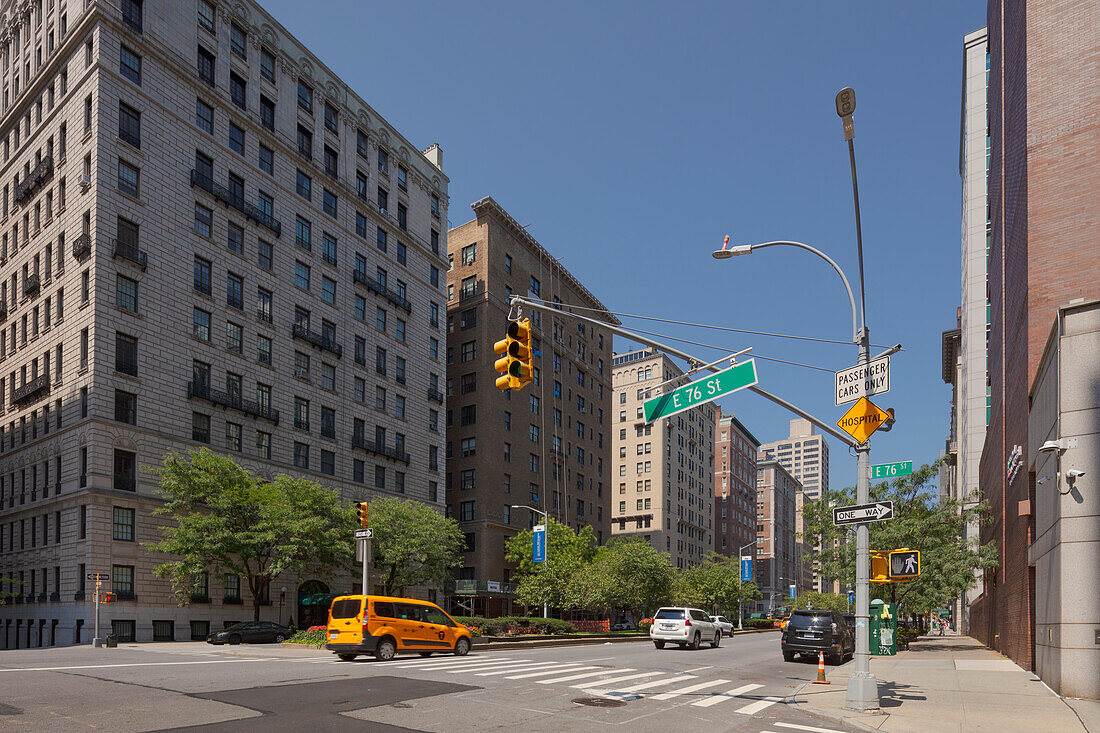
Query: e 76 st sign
643,360,758,423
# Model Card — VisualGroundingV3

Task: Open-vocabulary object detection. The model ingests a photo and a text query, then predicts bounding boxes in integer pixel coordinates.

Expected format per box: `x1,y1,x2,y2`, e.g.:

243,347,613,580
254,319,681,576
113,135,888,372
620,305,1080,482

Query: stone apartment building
611,348,715,570
0,0,449,647
754,459,799,613
714,412,757,560
445,196,615,617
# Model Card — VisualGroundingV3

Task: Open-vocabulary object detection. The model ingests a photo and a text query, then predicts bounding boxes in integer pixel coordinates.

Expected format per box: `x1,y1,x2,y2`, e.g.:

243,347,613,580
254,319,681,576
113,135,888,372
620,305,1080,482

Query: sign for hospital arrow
836,397,891,443
643,360,758,423
833,501,894,526
834,356,890,405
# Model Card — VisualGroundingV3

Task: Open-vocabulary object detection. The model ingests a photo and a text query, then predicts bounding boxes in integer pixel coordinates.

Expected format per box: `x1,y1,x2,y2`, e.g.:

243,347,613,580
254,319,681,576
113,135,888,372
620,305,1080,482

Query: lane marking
775,722,847,733
0,659,268,673
537,668,636,684
505,665,597,680
585,674,696,695
569,671,661,688
683,665,713,673
734,695,783,714
690,682,764,708
649,678,730,700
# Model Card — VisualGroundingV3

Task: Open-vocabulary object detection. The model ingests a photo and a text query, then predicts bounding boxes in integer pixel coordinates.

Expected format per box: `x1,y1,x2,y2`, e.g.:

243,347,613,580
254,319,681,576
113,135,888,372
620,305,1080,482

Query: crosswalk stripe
392,658,526,671
734,696,783,714
774,722,846,733
569,671,661,688
690,683,764,708
473,662,564,676
537,668,636,684
505,665,596,680
435,660,534,673
648,678,731,701
586,674,696,695
389,656,515,668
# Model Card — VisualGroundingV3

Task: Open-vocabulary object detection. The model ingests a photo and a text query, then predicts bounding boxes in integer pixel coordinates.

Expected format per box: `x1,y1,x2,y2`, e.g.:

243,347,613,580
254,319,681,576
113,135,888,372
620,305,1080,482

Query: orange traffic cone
812,651,830,684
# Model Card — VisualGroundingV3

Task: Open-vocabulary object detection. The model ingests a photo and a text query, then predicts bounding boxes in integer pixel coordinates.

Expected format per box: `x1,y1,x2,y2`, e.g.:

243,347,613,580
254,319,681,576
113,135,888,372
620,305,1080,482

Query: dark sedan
207,621,291,645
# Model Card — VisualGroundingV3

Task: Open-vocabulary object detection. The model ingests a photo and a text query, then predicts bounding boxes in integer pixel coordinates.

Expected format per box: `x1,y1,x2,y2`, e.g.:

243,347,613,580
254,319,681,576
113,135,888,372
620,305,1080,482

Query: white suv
650,607,720,650
710,615,734,637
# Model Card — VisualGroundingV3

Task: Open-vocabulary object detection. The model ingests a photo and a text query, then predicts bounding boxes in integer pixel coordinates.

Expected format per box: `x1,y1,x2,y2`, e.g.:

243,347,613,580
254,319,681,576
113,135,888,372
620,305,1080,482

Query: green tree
801,461,998,615
792,592,849,614
580,537,676,616
369,497,465,596
148,450,356,621
675,552,761,615
505,519,597,612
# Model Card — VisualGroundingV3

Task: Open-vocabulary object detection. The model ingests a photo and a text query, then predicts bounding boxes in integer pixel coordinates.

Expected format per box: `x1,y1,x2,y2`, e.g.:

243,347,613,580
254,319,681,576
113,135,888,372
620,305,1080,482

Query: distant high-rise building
758,418,829,500
754,460,800,613
445,196,615,616
714,413,758,560
611,349,715,569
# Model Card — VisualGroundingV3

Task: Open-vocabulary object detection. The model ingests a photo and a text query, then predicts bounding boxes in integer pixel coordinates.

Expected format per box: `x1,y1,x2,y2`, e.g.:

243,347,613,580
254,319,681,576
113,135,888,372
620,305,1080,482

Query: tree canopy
675,552,761,613
505,519,598,610
148,450,356,620
800,460,998,614
368,497,465,596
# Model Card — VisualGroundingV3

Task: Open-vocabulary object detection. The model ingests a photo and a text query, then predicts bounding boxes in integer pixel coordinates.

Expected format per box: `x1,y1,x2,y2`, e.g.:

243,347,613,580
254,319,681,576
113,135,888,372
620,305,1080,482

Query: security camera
1039,440,1066,453
1066,469,1086,480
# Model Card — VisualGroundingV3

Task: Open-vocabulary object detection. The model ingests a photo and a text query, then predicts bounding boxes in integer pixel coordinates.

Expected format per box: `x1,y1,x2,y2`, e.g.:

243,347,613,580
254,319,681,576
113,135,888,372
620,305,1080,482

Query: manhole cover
572,697,626,708
0,704,22,716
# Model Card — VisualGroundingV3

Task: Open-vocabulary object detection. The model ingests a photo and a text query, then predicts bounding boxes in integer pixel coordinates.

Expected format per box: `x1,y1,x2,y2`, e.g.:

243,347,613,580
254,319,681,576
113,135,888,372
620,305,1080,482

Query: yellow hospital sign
837,397,891,443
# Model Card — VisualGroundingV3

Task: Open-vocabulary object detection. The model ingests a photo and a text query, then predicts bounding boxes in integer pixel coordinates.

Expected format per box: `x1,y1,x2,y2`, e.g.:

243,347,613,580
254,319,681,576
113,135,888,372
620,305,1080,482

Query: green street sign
871,460,913,479
643,360,758,423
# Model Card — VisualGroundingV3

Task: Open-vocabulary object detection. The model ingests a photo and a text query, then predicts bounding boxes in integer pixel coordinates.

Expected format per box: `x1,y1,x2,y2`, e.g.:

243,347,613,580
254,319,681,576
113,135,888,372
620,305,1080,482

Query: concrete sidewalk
789,634,1093,732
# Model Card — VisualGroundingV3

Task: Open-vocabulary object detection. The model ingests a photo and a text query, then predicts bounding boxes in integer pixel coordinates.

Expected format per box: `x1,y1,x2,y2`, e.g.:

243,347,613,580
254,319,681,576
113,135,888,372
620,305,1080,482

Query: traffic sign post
888,550,921,580
835,356,890,405
836,397,891,443
833,501,894,525
871,461,913,479
88,572,109,648
643,360,758,423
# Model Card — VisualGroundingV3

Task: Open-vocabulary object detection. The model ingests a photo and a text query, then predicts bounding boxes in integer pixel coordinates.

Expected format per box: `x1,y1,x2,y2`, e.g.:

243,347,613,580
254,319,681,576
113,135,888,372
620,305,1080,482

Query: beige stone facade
0,0,449,647
445,196,614,617
611,349,715,569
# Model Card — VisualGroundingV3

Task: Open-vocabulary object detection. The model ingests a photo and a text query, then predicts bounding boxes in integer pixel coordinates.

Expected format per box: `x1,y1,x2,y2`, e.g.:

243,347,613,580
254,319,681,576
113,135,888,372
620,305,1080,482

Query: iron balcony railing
72,233,92,261
427,387,445,404
22,273,40,297
187,381,280,424
14,155,54,204
291,323,343,358
351,434,411,464
12,374,50,405
352,269,412,313
112,239,147,270
190,169,282,237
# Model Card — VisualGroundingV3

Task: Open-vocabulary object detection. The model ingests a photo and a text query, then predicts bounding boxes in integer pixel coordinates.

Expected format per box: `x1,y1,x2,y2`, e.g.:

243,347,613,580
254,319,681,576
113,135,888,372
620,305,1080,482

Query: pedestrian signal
889,549,920,579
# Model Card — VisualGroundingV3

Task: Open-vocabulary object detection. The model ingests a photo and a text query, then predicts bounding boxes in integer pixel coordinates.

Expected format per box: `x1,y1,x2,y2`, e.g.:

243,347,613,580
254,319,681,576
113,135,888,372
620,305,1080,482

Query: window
321,276,336,304
116,274,137,312
397,166,407,190
116,333,138,375
112,507,135,541
257,288,272,322
376,307,387,333
296,170,312,200
114,450,136,491
118,102,140,147
378,148,388,174
120,45,141,84
260,48,276,83
321,406,335,438
114,390,136,424
197,45,215,86
397,203,407,230
226,223,244,255
226,273,244,309
112,564,135,598
226,322,242,352
260,95,275,131
459,501,475,522
461,243,476,266
121,0,143,32
225,422,242,451
395,319,406,343
298,80,313,113
229,72,246,109
117,159,139,196
228,123,244,155
193,256,212,294
323,189,337,217
460,341,476,362
197,0,216,33
376,227,387,252
295,261,310,290
293,442,309,469
230,23,247,59
194,204,212,237
297,125,312,159
324,103,338,133
322,233,337,266
296,216,312,250
256,431,271,459
193,308,211,341
257,334,272,365
431,194,440,218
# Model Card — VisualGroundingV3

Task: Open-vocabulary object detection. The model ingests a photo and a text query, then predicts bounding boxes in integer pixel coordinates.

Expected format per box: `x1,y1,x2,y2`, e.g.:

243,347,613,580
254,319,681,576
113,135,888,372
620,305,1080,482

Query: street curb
784,681,885,733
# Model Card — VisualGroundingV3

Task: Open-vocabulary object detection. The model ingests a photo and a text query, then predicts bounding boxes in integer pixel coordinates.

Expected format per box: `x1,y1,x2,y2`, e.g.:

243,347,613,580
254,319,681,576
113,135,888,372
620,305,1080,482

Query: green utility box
869,599,898,656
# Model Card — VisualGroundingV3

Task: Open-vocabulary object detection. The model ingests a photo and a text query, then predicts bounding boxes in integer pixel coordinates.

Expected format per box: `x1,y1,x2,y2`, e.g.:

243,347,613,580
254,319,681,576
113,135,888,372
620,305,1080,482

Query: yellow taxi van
325,594,473,661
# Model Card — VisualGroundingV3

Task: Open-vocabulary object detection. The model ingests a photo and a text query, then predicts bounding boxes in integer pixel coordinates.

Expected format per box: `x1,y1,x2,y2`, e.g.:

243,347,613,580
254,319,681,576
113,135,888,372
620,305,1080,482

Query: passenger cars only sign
834,356,890,406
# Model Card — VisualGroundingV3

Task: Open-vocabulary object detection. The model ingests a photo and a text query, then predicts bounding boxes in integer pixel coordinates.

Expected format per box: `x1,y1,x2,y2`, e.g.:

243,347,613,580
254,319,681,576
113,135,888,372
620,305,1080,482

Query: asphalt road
0,631,861,732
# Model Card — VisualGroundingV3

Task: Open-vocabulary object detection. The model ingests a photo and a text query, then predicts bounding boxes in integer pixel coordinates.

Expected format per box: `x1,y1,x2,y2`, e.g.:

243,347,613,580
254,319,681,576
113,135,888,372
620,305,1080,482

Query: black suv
781,610,854,665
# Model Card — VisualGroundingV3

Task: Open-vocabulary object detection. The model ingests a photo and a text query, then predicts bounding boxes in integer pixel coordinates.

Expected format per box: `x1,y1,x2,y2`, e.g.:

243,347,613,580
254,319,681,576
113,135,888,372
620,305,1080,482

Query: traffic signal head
494,318,533,390
357,501,369,528
871,551,889,583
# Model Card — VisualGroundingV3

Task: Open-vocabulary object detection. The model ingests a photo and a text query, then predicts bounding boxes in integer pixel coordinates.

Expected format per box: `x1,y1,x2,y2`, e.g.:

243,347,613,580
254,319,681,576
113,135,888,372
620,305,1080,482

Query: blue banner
532,525,546,563
789,584,797,600
740,557,752,582
848,590,855,604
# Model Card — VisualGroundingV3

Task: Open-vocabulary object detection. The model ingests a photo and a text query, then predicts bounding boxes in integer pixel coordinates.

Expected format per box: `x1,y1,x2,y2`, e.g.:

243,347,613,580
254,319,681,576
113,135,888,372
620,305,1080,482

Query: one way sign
833,501,894,526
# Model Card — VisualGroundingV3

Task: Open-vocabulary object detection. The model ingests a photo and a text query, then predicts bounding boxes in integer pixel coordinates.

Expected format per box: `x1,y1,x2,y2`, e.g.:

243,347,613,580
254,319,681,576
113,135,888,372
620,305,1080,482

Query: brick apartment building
970,0,1100,696
445,196,615,616
714,412,758,560
754,459,800,613
0,0,450,647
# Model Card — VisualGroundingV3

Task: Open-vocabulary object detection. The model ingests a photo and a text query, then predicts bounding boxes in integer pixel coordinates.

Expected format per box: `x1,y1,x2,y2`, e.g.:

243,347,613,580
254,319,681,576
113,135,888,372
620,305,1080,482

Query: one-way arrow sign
833,501,894,526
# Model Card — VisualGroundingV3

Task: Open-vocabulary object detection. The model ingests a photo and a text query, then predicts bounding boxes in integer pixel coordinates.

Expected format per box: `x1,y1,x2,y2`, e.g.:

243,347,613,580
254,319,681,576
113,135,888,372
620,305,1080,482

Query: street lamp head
712,236,754,260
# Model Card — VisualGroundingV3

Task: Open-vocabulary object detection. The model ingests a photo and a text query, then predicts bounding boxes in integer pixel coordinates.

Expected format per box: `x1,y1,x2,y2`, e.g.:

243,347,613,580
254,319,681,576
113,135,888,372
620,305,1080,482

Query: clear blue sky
266,0,987,493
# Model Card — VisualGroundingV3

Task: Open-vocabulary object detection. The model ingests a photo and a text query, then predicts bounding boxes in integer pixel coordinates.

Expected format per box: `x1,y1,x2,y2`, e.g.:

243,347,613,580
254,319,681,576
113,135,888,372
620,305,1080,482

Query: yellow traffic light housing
357,501,369,529
871,550,890,583
494,318,533,391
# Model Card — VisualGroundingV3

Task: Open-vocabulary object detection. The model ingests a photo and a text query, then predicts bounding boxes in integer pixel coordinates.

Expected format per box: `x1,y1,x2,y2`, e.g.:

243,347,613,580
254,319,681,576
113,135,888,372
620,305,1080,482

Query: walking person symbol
904,555,917,574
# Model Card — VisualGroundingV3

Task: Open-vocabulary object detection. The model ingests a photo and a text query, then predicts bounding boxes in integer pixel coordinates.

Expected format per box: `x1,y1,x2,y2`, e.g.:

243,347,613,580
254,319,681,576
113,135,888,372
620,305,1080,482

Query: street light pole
511,505,549,618
738,541,754,631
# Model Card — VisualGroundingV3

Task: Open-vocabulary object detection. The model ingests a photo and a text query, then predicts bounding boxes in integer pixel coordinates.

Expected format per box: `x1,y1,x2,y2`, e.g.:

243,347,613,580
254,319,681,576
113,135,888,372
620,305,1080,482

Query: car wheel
275,634,285,643
653,640,665,649
454,637,471,656
783,650,795,662
690,633,701,650
228,635,241,645
419,652,433,657
828,652,842,666
678,643,686,648
374,637,397,661
337,654,357,662
711,632,720,648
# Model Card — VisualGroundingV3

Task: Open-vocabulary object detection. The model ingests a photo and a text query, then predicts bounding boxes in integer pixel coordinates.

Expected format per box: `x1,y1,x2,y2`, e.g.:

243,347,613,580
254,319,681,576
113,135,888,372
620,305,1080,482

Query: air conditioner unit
79,173,91,190
294,367,309,378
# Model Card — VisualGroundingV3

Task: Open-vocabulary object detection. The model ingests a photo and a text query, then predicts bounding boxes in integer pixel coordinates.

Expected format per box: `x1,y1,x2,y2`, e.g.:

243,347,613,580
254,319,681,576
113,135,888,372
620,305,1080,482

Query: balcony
13,155,53,204
445,579,517,596
189,593,211,604
190,169,282,237
37,592,47,602
49,592,60,602
352,434,411,464
112,239,147,270
352,269,412,313
12,374,50,405
223,595,244,605
427,387,445,404
72,233,92,261
188,381,280,424
291,323,343,358
22,273,40,297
